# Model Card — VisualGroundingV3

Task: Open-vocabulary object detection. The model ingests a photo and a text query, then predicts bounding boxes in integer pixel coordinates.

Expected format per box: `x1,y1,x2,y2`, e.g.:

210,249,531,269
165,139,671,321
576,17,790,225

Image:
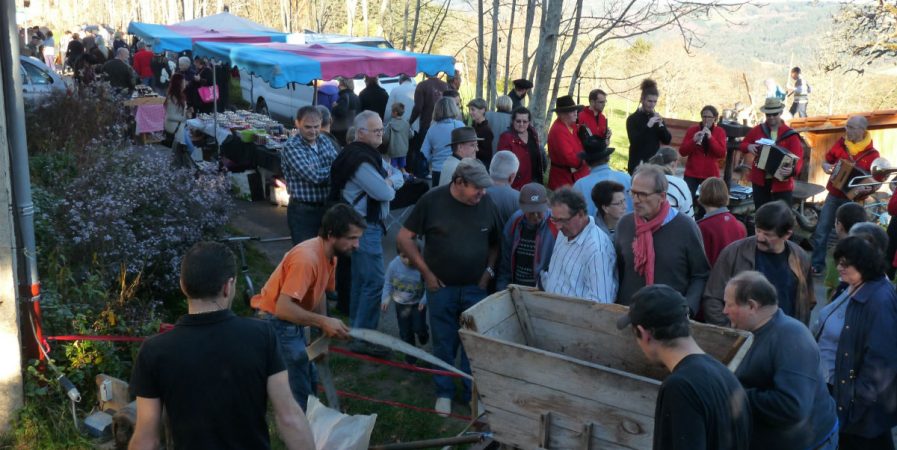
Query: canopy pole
212,59,221,169
312,79,318,107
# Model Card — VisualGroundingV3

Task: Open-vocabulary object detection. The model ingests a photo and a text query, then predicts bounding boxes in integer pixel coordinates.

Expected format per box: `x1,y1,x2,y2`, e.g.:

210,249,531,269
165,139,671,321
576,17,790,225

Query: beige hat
759,97,785,114
453,158,493,188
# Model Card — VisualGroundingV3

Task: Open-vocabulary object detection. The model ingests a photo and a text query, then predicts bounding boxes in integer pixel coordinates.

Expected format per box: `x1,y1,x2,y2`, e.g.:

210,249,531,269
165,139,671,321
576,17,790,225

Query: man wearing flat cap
508,78,533,111
618,284,751,450
439,127,483,186
397,158,502,416
738,97,804,209
547,95,588,190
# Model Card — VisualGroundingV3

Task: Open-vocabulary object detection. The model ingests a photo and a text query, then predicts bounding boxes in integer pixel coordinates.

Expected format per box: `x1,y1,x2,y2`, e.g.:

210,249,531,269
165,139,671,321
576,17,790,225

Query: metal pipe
369,433,484,450
1,0,42,359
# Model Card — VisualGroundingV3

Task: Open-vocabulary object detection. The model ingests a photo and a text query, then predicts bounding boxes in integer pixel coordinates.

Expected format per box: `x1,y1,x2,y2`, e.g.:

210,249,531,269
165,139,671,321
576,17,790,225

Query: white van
239,33,401,123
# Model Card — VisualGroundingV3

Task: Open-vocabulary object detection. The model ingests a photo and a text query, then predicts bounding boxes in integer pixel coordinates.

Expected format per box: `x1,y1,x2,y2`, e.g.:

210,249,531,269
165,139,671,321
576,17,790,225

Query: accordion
757,144,799,181
829,159,869,199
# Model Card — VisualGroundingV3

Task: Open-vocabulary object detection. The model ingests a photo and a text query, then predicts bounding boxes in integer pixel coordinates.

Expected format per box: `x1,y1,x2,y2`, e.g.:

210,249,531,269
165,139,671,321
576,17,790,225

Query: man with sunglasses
541,187,617,302
614,164,710,312
739,97,804,209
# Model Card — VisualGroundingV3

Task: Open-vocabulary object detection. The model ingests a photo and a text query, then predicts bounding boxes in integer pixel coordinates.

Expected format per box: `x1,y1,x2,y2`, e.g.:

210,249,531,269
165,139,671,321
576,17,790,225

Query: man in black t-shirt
617,284,751,450
397,158,502,416
129,242,315,450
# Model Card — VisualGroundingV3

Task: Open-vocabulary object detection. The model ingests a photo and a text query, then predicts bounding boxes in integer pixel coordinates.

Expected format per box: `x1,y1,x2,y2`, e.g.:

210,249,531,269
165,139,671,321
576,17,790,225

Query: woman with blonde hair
421,97,464,186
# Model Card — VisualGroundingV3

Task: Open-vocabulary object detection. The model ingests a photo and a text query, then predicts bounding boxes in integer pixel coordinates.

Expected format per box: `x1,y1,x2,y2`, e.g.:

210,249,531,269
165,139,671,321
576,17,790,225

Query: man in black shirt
724,271,839,450
129,242,315,450
617,284,751,450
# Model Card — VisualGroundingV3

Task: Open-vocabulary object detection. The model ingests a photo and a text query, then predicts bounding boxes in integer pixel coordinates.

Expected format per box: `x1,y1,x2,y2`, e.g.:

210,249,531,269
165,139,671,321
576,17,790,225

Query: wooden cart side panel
474,368,653,449
487,405,638,450
460,330,659,415
460,290,521,338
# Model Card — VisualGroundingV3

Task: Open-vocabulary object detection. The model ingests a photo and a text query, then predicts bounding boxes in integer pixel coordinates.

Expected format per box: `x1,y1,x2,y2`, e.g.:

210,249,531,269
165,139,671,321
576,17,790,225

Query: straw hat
759,97,785,114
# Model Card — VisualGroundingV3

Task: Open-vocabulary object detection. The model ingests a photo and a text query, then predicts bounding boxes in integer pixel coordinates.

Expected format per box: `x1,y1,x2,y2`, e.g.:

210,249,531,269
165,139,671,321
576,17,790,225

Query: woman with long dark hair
164,73,189,147
496,107,546,190
625,79,671,174
186,57,213,115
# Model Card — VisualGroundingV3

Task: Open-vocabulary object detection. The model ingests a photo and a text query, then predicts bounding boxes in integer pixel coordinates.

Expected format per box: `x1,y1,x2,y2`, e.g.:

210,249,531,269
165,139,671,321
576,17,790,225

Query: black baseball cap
616,285,690,330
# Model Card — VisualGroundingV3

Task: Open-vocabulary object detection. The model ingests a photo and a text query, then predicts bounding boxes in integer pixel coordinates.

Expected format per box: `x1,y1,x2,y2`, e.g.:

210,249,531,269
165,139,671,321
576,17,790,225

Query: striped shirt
542,217,617,302
281,134,339,203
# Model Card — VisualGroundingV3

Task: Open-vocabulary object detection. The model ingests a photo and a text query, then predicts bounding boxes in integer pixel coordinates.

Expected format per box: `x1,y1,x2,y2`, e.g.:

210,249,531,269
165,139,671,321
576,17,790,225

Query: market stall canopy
127,18,287,53
175,12,279,32
192,41,455,88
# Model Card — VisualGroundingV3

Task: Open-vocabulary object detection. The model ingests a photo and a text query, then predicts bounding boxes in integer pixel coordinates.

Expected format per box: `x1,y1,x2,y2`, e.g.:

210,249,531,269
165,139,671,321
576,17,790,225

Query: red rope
329,346,465,379
329,388,474,422
45,335,146,343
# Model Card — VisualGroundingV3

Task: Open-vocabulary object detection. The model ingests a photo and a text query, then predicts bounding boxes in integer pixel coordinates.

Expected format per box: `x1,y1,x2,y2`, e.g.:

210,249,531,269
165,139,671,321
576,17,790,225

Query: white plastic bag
306,396,376,450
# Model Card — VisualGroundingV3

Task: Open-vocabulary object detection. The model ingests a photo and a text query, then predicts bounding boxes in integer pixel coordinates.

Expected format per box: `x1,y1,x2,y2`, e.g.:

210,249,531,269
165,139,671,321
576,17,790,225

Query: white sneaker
435,397,452,416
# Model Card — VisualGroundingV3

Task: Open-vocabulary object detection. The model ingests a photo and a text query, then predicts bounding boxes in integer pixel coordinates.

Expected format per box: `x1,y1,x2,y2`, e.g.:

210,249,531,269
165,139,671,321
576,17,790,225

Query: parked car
19,56,68,106
240,36,401,123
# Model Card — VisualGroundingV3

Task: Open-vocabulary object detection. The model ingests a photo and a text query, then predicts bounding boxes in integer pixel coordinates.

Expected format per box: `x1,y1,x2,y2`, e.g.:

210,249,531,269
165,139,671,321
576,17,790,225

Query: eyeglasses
609,200,626,207
361,127,384,134
631,190,659,200
550,215,574,225
836,259,852,269
514,119,530,124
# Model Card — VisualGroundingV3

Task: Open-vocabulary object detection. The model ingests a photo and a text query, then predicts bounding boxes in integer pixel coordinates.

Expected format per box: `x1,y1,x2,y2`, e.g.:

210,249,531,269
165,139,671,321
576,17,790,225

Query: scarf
632,199,671,285
844,132,872,157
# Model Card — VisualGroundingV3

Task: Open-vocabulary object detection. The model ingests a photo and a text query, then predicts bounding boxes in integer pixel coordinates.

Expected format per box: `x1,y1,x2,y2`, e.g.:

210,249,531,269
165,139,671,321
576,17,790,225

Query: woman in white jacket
164,73,190,147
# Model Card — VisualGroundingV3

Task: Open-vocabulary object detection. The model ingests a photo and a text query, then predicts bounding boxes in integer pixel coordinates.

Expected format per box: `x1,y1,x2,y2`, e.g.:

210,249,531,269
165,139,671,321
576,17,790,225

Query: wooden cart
459,286,753,450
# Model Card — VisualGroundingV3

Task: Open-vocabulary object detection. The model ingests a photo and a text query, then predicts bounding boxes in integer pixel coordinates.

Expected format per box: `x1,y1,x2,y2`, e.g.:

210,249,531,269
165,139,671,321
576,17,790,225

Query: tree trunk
487,0,499,108
476,0,485,99
425,0,451,54
548,0,583,106
410,0,422,51
378,0,390,36
503,0,516,96
346,0,356,36
362,0,369,36
520,0,536,80
530,0,563,139
402,0,410,50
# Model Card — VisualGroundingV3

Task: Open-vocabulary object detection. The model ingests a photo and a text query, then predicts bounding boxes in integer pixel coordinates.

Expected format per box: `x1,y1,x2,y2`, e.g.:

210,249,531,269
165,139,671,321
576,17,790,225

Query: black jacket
625,109,672,174
359,84,389,120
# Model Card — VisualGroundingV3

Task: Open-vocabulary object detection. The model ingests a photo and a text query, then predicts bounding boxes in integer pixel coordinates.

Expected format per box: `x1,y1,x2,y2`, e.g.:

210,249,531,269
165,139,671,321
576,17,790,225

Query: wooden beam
510,286,538,347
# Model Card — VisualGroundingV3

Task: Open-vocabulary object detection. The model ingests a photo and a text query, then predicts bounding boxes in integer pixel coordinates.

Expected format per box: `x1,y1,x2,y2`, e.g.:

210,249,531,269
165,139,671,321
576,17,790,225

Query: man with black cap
497,182,557,290
508,78,533,111
547,95,588,190
723,271,839,450
573,131,632,217
397,158,502,416
439,127,483,186
739,97,804,209
617,284,751,450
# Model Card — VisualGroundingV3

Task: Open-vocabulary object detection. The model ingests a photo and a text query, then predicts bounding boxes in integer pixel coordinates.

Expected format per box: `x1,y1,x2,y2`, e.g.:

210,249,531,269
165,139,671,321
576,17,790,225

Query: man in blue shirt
282,105,340,244
572,133,632,216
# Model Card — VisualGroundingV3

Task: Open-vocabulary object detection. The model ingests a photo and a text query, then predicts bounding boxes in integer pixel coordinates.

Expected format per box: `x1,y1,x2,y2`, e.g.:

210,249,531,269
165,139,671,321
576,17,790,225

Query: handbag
198,85,218,104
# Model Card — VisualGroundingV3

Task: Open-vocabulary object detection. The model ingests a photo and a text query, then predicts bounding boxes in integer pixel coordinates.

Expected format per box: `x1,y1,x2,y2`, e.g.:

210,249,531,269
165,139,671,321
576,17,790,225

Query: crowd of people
124,64,896,450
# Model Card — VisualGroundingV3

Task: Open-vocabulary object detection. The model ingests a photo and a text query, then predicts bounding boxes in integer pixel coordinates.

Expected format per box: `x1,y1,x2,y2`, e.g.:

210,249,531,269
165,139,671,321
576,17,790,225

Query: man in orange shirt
251,204,365,410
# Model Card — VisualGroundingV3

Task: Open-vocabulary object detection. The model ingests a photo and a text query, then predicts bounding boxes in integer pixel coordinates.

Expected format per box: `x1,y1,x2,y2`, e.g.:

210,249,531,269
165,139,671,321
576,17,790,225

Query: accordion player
756,143,800,182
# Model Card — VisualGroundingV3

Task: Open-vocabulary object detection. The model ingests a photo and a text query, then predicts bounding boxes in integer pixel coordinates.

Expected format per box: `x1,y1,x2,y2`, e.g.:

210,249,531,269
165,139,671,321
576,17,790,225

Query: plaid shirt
281,134,339,203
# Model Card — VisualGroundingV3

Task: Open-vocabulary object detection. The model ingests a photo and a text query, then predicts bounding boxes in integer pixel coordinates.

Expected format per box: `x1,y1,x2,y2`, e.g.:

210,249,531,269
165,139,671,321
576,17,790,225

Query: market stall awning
126,21,287,53
175,12,279,33
192,41,455,88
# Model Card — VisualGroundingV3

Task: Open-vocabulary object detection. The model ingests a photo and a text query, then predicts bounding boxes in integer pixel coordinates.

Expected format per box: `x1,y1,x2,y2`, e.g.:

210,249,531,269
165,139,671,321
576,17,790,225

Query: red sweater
738,123,804,193
132,49,154,78
547,119,587,190
578,108,608,138
679,124,727,179
497,130,537,190
697,210,746,267
824,137,880,199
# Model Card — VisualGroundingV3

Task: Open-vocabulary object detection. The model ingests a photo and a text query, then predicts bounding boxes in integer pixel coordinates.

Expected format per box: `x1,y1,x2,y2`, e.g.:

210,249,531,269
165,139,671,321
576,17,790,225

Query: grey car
19,55,68,106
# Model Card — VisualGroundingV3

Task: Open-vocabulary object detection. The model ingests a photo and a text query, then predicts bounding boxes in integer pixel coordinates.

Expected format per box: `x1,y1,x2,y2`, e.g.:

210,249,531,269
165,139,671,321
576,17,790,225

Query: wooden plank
539,411,551,448
486,405,637,450
474,368,653,449
724,333,754,373
581,422,594,450
460,330,659,415
483,313,527,343
461,290,516,335
510,286,538,347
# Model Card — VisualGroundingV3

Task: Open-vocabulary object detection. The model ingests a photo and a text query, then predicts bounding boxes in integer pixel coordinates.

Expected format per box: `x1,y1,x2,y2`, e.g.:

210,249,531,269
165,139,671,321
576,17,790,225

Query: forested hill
652,1,840,71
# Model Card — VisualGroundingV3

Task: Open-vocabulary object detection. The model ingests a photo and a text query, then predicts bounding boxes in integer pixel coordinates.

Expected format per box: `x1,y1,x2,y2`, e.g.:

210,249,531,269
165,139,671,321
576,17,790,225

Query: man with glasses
614,164,709,311
739,97,804,209
330,111,403,344
541,188,617,302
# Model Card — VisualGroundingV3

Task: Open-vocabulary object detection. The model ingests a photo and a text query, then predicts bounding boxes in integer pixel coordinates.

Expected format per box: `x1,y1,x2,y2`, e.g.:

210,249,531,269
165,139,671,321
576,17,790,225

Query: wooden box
459,286,753,450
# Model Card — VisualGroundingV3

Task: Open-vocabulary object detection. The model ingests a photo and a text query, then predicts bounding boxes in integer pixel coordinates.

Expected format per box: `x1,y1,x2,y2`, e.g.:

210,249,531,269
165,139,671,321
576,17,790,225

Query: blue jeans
265,315,316,411
428,285,487,400
140,76,153,87
396,303,428,346
810,194,849,271
350,223,385,329
287,202,326,245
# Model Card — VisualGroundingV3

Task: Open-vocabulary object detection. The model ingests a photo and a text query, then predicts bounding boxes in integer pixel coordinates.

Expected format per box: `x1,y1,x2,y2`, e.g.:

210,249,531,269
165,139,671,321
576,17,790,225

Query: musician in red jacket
679,105,727,200
738,97,804,209
578,89,611,141
809,115,880,275
547,95,588,190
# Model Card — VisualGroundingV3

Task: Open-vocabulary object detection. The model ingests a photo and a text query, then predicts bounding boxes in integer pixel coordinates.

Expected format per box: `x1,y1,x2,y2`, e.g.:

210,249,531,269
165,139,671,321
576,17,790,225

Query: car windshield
22,61,52,85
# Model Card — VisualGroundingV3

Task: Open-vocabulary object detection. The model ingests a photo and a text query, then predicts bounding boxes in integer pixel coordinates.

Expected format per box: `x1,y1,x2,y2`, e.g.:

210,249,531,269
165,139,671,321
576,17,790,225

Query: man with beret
397,158,502,416
618,284,751,450
508,78,533,111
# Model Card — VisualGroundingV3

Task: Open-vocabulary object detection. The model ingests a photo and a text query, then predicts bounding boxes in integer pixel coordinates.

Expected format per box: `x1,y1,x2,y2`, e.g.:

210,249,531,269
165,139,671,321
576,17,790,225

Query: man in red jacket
547,95,587,190
578,89,611,142
738,97,803,209
809,115,879,275
132,41,154,88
